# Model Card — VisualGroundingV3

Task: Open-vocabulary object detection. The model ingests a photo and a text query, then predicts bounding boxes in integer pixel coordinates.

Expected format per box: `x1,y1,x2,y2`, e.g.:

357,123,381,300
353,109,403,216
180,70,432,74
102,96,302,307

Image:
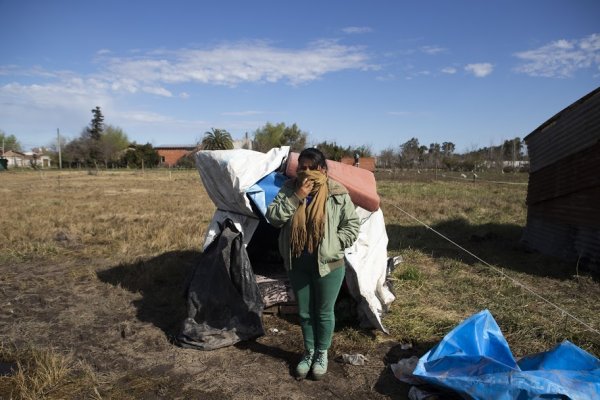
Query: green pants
289,253,346,351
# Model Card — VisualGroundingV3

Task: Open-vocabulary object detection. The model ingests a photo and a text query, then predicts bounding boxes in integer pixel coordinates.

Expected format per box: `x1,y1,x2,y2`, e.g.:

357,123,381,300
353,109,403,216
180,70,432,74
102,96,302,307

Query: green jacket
266,178,360,277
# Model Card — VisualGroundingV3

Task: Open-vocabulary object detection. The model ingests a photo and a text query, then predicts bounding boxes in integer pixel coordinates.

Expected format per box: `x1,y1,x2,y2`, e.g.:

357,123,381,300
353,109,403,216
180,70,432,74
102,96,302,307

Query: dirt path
1,259,415,399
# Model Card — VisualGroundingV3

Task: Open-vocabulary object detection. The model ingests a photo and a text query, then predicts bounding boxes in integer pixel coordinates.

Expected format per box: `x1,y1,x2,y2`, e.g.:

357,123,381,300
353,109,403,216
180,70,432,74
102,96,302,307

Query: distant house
1,150,28,167
155,145,197,167
521,86,600,272
24,151,52,168
0,150,51,168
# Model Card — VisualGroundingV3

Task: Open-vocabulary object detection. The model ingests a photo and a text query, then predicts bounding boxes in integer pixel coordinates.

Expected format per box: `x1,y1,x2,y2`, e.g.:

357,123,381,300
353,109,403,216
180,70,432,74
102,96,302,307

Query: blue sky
1,0,599,153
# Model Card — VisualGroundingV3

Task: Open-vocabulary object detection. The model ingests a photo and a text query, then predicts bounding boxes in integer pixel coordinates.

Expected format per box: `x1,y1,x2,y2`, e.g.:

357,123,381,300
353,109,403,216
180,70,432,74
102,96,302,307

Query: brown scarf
290,170,328,257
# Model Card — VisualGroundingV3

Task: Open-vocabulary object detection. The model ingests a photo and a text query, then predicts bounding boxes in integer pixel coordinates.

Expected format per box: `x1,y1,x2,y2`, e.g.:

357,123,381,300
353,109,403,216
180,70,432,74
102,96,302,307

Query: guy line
383,199,600,337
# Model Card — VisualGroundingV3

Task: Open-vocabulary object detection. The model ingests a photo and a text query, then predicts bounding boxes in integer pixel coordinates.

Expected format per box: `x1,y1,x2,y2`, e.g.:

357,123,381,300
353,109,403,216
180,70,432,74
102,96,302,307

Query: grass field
1,168,598,399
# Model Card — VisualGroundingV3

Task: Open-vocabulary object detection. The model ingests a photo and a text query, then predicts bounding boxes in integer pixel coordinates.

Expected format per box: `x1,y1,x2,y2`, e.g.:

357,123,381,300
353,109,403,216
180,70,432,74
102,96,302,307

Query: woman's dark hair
298,148,328,171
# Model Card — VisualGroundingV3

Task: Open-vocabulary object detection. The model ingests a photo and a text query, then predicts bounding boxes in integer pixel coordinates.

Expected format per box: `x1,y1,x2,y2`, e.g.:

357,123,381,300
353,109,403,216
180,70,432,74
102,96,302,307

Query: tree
0,130,23,152
79,106,106,166
175,152,196,168
89,106,104,141
353,145,373,158
502,137,523,161
399,137,422,167
427,142,440,168
253,122,308,152
29,153,40,170
377,147,398,168
282,123,307,152
253,123,284,152
201,128,233,150
441,142,455,156
63,137,90,168
120,143,160,168
314,141,350,161
100,125,130,167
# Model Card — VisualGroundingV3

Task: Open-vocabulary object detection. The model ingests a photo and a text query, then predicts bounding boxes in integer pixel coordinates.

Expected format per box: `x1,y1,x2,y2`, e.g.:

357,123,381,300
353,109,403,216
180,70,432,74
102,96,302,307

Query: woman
266,148,360,380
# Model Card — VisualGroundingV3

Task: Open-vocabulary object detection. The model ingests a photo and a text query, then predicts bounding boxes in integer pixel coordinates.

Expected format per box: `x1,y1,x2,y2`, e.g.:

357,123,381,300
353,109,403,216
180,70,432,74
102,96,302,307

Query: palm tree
201,128,234,150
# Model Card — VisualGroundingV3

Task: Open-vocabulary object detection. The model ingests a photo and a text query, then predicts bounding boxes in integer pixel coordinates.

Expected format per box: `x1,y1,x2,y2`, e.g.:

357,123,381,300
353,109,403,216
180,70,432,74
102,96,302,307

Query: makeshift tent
178,147,395,349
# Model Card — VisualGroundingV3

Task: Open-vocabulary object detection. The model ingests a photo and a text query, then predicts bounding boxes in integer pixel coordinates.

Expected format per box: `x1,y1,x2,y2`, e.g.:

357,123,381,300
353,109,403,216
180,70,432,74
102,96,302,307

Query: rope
383,199,600,336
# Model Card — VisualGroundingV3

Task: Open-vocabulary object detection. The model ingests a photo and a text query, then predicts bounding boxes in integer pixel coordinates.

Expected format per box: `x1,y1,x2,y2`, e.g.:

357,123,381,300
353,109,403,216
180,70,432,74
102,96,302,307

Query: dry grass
374,176,600,357
1,168,598,398
0,169,214,265
0,343,101,400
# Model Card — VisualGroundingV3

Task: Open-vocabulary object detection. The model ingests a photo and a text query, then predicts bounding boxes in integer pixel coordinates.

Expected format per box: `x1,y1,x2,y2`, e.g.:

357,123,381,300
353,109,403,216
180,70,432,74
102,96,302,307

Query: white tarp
345,207,395,333
196,147,290,216
195,147,395,332
196,147,289,249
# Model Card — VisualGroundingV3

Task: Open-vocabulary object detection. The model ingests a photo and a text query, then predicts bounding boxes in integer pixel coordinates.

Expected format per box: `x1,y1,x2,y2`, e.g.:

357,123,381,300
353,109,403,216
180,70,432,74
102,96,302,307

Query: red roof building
155,145,196,167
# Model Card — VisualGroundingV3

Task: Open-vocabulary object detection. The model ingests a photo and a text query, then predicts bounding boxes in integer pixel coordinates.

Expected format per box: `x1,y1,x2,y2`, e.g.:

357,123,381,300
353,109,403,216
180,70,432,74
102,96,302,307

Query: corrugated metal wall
526,141,600,208
522,87,600,272
521,216,600,267
525,87,600,173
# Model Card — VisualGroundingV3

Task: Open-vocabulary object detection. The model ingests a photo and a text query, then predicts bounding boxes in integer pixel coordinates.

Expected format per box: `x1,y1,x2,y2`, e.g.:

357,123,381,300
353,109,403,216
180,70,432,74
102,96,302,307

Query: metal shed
521,86,600,272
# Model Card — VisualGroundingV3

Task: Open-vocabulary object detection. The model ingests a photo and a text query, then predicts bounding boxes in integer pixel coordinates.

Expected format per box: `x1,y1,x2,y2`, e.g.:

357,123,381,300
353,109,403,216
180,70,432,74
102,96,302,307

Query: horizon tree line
2,108,526,171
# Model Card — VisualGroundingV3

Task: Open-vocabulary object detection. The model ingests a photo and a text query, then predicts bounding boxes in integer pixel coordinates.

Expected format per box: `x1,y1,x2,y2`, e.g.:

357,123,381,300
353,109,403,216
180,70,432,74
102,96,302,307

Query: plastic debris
339,353,368,365
408,386,447,400
390,356,421,384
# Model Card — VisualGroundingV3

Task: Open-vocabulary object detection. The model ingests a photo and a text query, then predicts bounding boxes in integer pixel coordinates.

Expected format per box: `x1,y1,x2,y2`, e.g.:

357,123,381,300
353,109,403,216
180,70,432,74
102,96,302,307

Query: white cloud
111,78,139,93
115,110,173,123
342,26,372,34
221,110,264,116
0,78,110,111
376,73,397,81
514,33,600,78
421,45,446,55
387,110,430,117
387,111,412,116
142,86,173,97
441,66,457,74
0,77,114,142
101,40,373,88
465,63,493,77
0,40,374,142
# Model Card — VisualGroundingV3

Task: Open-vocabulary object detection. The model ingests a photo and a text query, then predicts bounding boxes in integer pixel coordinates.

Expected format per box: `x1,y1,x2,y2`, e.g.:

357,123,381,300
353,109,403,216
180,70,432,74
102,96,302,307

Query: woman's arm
337,193,360,249
266,185,302,228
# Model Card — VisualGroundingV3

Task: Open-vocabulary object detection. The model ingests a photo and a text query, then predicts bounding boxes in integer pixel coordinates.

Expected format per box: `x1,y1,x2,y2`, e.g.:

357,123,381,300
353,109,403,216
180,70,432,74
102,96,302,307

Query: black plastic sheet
178,219,265,350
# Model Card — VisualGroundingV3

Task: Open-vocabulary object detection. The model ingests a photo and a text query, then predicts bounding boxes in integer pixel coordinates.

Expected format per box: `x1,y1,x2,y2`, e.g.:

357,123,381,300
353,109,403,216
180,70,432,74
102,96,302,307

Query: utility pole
512,138,516,173
57,128,62,169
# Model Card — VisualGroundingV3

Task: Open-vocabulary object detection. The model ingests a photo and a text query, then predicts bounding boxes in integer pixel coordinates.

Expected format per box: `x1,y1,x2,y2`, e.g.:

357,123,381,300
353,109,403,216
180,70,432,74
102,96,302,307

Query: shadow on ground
372,340,457,400
386,218,597,280
97,250,201,339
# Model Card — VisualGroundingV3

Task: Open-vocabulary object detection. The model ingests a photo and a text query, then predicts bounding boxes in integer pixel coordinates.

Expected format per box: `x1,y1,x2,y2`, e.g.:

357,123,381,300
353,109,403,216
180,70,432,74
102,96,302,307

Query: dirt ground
1,256,420,399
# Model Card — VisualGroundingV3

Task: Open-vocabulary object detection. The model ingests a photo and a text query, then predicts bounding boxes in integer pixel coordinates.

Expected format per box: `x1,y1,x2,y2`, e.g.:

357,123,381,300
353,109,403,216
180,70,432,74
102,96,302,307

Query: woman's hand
295,177,314,199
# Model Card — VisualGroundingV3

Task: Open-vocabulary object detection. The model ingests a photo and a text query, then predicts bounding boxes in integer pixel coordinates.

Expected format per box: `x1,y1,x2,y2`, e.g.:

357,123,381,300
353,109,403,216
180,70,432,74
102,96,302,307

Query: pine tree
89,106,104,141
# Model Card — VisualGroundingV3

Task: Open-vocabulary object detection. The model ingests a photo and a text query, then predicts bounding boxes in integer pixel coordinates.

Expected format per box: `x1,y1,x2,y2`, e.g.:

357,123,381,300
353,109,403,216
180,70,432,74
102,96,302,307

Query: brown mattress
285,152,380,212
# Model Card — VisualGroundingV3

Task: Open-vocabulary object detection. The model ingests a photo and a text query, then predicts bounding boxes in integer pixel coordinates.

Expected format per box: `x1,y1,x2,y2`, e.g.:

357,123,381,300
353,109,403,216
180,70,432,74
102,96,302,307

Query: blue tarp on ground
412,309,600,400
